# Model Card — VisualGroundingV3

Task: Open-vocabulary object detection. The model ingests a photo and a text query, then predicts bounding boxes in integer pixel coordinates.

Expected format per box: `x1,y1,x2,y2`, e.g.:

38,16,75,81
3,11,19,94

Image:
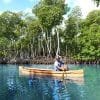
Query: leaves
93,0,100,7
0,11,23,40
76,10,100,60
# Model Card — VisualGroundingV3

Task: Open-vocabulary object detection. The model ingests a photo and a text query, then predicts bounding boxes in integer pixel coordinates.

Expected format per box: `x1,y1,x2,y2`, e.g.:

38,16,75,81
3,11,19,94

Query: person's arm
61,64,69,71
54,61,58,71
59,61,69,71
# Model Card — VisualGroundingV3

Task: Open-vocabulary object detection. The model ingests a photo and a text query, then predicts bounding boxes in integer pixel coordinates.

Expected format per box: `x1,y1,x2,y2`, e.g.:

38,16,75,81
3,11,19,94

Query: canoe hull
19,66,84,78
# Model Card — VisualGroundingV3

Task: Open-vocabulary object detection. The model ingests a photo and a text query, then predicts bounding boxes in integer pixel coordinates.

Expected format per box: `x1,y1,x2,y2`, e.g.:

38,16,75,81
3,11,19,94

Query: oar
62,66,67,80
62,70,65,80
62,65,69,80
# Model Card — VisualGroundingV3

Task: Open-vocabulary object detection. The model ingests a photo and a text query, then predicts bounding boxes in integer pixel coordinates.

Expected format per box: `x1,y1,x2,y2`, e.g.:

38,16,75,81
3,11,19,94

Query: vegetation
0,0,99,64
93,0,100,6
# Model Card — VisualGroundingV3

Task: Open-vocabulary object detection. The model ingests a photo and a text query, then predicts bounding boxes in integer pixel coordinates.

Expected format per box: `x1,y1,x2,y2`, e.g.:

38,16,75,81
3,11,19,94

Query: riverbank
0,57,100,64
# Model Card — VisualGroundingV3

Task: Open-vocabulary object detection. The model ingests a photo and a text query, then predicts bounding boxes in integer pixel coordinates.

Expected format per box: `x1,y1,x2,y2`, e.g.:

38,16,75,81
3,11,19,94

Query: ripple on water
0,64,100,100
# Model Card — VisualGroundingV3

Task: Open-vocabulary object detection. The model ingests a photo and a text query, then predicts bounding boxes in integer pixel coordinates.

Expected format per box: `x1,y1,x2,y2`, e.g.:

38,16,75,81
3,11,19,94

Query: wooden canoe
19,66,84,79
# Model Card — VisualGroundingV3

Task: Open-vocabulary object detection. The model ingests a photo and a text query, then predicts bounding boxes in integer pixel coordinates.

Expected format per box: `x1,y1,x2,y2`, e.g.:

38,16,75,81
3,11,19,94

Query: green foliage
93,0,100,7
33,0,69,33
63,6,82,56
34,6,63,32
68,6,82,19
0,11,23,40
0,37,9,57
28,19,42,37
0,2,99,62
76,10,100,60
86,10,100,26
0,37,9,49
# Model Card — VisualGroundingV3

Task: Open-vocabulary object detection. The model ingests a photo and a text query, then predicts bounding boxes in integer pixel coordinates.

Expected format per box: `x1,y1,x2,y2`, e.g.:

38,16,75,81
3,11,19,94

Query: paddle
62,65,69,80
62,65,67,80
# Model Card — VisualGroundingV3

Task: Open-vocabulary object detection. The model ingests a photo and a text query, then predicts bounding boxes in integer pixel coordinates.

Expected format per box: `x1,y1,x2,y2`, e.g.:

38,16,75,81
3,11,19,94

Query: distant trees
0,11,25,59
63,6,82,57
75,10,100,61
0,1,100,63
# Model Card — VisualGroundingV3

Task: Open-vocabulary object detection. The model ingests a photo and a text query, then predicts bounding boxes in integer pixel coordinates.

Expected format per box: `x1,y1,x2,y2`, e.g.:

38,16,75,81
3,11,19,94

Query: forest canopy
0,0,100,64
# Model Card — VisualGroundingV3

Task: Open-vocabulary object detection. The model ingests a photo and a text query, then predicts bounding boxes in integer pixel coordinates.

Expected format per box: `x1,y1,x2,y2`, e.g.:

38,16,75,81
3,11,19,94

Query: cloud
2,0,12,4
75,0,100,18
23,8,32,14
23,8,35,17
28,0,40,6
66,0,100,18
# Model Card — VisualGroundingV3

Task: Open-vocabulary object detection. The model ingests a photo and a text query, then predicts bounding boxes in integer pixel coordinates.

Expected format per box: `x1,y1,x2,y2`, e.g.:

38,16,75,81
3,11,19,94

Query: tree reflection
0,65,84,100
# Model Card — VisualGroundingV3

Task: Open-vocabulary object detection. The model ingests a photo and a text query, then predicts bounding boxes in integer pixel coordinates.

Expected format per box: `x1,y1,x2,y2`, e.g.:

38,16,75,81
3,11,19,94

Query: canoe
19,66,84,79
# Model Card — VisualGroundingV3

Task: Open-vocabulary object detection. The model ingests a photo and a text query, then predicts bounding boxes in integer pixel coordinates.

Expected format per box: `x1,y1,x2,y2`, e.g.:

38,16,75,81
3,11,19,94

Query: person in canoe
54,55,69,71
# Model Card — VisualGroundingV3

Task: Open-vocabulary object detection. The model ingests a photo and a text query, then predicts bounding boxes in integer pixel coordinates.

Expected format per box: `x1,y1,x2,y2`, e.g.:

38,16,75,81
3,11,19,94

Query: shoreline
0,57,100,65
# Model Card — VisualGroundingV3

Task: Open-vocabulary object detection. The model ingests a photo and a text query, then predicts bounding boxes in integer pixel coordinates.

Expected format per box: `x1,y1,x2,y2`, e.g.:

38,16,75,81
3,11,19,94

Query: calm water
0,64,100,100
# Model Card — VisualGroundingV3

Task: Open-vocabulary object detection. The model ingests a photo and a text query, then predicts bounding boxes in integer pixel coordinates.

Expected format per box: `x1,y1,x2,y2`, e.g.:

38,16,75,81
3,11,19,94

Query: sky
0,0,100,18
0,0,39,14
66,0,100,18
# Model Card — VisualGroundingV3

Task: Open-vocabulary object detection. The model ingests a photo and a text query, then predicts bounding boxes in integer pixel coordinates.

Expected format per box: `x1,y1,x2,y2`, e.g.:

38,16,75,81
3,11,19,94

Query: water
0,64,100,100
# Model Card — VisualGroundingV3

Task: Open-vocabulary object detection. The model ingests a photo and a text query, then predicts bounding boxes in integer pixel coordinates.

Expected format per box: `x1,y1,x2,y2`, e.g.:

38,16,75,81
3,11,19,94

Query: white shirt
54,60,60,71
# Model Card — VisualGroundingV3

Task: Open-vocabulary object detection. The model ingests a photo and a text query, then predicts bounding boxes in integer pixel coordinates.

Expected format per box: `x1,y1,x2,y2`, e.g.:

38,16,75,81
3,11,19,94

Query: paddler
54,55,69,71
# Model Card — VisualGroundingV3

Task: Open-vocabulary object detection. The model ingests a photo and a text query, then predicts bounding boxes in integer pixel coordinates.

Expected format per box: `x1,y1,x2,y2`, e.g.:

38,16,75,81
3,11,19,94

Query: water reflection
26,75,84,100
52,79,69,100
1,64,100,100
1,64,84,100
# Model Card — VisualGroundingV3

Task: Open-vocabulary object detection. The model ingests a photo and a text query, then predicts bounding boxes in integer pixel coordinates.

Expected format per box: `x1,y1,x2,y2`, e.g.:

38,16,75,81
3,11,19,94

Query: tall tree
33,0,69,56
64,6,82,57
